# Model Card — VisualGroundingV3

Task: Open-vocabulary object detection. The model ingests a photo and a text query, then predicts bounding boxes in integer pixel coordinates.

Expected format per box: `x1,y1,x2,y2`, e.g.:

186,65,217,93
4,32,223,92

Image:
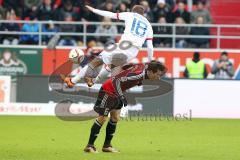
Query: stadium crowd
0,0,212,48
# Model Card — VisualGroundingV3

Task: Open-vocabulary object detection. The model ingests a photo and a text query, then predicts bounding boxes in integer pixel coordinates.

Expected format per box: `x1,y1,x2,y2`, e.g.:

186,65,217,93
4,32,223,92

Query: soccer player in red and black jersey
84,60,167,153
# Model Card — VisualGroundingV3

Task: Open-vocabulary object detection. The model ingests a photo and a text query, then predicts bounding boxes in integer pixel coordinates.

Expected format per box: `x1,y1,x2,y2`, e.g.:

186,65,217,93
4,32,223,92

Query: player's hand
119,95,128,107
85,5,94,12
60,74,75,88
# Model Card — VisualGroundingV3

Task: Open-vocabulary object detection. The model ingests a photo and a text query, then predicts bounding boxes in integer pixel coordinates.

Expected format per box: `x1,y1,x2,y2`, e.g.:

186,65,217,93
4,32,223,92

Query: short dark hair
146,60,167,73
197,0,206,5
131,5,145,15
193,51,200,59
221,51,228,56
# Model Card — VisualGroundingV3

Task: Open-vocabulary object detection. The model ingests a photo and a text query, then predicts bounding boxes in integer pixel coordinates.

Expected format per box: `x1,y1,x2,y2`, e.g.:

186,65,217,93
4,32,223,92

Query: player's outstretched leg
84,57,104,87
92,66,111,83
102,110,121,153
87,52,129,86
84,117,107,153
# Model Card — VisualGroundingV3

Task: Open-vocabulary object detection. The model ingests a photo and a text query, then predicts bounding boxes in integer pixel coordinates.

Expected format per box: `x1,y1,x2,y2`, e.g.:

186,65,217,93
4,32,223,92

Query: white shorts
99,44,139,66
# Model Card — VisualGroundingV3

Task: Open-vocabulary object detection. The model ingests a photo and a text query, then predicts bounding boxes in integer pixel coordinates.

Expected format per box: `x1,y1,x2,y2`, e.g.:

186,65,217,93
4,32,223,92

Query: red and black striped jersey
102,63,146,96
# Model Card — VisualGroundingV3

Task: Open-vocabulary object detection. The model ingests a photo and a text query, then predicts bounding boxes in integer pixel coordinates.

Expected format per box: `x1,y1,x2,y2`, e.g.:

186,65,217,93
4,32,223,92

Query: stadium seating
210,0,240,48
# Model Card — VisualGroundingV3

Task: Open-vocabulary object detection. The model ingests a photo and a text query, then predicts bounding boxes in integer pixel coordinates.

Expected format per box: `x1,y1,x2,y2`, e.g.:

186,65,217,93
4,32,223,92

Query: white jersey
117,12,153,48
71,8,154,84
91,8,154,61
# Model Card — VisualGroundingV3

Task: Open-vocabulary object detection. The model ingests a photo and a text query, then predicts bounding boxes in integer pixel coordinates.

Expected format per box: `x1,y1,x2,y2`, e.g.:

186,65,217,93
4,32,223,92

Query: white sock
93,66,110,83
71,65,88,83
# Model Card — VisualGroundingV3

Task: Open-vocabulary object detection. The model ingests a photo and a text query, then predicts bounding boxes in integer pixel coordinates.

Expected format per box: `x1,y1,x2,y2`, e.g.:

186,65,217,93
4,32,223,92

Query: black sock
104,119,117,146
87,119,102,145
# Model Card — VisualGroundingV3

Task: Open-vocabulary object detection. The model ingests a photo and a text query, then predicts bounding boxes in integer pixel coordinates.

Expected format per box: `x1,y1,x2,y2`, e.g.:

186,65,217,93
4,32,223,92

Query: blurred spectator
191,1,212,24
146,0,175,10
184,52,208,79
36,0,55,20
105,1,115,11
81,3,100,40
100,0,115,12
153,17,172,47
23,0,41,19
165,0,176,10
176,0,187,3
54,0,79,21
2,0,24,17
97,0,125,10
82,3,99,22
188,16,210,48
112,0,129,8
71,0,86,8
173,1,190,23
2,10,20,45
116,2,130,12
95,17,118,46
24,0,41,11
0,6,6,43
42,21,58,45
70,0,90,22
0,5,6,20
193,0,207,5
0,0,216,48
153,0,172,23
121,0,131,7
140,0,154,22
175,17,188,48
58,13,77,46
211,52,234,79
20,15,39,45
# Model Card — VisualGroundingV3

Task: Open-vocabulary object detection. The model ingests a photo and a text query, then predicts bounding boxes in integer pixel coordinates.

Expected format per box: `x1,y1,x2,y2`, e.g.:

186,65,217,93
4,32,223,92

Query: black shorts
94,88,123,116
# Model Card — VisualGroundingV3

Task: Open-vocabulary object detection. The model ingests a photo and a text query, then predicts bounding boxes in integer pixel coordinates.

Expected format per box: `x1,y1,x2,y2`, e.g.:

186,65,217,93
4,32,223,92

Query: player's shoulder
122,11,132,14
120,12,134,17
133,13,151,23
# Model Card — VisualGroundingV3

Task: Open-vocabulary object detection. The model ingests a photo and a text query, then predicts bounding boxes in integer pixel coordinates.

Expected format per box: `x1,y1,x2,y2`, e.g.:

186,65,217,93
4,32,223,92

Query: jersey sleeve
117,12,129,21
146,25,154,61
112,71,145,97
146,25,153,40
92,8,117,19
146,39,154,61
92,8,129,21
112,77,124,97
125,72,145,81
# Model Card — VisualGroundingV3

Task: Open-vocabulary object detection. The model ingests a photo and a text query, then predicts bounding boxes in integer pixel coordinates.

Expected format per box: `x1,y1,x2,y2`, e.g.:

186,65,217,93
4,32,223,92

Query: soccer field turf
0,116,240,160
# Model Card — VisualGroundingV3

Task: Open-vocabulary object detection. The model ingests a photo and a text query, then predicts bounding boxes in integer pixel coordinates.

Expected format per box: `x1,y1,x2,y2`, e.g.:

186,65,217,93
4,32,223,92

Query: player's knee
110,114,120,123
97,116,108,125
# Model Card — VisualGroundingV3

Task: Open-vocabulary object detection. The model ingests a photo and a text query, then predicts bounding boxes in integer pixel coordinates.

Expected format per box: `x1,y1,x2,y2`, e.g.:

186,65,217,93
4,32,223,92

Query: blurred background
0,0,240,119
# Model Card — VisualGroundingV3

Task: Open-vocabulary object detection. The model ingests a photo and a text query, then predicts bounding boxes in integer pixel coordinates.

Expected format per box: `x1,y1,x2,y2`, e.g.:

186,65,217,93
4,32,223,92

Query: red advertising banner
137,50,240,78
42,49,70,75
0,76,11,103
42,49,240,78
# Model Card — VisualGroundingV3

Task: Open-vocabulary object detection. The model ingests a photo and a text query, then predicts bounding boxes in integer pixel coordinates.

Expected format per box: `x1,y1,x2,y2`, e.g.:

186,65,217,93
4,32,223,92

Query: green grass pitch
0,116,240,160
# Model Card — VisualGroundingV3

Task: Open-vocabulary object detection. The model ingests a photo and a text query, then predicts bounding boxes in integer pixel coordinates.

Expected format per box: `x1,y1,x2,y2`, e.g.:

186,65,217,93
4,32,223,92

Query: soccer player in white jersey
62,5,154,88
